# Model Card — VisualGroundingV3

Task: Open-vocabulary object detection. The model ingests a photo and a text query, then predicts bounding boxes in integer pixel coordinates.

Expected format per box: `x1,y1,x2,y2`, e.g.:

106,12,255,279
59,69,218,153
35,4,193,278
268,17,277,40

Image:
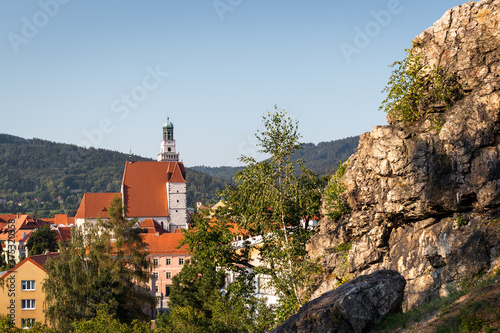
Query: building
157,117,179,162
0,214,71,264
141,224,189,316
75,118,189,232
0,253,59,328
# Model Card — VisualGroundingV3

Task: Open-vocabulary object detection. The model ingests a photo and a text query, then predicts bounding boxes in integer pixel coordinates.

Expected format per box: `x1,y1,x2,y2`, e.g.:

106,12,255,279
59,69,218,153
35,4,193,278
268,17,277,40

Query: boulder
272,270,405,333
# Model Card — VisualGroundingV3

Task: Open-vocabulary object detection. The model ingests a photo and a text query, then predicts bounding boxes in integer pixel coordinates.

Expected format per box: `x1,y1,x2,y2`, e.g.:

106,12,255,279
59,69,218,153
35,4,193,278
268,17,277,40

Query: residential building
141,224,189,316
0,214,72,264
0,253,59,328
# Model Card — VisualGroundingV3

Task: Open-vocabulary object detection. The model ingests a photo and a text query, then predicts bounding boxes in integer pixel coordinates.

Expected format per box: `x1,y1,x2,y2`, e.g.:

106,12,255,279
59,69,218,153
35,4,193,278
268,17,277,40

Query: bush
380,47,462,127
324,161,350,220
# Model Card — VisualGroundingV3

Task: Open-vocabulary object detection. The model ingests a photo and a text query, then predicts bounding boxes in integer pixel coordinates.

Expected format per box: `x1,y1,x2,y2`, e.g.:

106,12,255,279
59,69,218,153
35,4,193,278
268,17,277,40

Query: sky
0,0,469,167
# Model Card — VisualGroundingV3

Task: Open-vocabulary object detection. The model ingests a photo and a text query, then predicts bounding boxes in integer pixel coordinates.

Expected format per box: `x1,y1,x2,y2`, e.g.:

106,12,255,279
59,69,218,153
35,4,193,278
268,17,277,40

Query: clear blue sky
0,0,468,167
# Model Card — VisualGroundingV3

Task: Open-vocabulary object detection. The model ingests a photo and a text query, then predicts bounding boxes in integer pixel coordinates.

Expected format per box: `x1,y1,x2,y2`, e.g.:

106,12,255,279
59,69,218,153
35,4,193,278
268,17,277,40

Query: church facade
75,118,189,232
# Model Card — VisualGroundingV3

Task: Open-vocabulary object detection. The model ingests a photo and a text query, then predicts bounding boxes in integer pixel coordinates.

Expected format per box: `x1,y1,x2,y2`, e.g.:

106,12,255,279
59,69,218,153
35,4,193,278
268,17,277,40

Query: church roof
75,193,122,219
163,117,174,129
122,161,186,218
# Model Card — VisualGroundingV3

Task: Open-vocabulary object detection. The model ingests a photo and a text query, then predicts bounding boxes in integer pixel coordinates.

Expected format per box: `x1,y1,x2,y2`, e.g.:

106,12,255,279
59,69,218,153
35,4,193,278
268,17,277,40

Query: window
165,286,171,297
153,272,159,279
21,299,36,310
166,258,171,265
153,258,159,266
21,280,35,291
21,318,35,328
178,258,184,265
166,271,172,279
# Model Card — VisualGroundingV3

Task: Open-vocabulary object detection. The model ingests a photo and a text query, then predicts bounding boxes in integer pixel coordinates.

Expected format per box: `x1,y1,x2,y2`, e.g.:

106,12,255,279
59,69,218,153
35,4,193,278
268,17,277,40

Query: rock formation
272,270,405,333
308,0,500,311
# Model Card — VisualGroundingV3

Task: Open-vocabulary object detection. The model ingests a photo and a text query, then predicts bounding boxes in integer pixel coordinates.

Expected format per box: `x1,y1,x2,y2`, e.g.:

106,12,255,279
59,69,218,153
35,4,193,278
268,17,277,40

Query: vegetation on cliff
379,47,462,127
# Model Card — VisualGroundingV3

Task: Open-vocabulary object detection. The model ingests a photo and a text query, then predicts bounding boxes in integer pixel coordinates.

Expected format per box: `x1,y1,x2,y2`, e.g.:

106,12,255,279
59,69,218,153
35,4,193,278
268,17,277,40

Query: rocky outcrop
272,270,405,333
308,0,500,311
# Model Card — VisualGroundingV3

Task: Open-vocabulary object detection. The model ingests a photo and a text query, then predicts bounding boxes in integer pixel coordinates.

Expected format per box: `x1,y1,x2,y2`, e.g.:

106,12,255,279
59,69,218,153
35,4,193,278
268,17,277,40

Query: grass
372,269,500,332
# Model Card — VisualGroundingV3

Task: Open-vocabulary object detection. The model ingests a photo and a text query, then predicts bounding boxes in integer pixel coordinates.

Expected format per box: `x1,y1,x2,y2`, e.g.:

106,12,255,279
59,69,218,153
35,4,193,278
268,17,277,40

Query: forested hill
0,134,227,217
191,136,360,182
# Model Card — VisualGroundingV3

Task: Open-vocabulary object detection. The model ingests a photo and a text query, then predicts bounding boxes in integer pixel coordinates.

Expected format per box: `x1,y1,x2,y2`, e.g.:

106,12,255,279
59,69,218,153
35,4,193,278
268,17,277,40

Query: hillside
191,136,359,181
0,134,227,216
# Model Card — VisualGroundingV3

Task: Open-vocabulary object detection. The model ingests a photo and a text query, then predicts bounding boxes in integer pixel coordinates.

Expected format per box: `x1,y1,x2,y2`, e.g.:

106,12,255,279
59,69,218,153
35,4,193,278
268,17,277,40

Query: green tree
220,107,323,322
72,303,150,333
26,224,58,256
0,243,6,269
43,195,155,332
159,212,275,333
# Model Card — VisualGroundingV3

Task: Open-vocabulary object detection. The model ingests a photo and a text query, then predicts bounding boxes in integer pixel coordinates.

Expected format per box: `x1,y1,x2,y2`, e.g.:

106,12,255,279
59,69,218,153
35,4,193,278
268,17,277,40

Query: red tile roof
142,232,189,255
56,227,72,242
54,214,75,226
75,193,121,219
122,161,186,217
140,218,164,234
0,252,60,278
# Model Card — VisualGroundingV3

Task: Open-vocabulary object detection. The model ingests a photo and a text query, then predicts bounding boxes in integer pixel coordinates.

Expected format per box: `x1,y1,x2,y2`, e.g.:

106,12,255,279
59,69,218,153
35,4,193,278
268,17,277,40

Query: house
0,214,72,264
140,225,190,316
0,252,59,328
75,118,189,233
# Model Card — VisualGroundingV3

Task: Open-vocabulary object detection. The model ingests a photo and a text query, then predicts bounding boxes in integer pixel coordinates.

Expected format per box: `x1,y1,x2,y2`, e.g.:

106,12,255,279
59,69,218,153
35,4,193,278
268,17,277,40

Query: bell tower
157,117,179,162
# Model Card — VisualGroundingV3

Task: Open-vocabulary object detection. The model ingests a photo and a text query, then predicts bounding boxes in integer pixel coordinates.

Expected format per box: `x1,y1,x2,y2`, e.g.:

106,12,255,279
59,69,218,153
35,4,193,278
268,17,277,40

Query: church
75,118,189,232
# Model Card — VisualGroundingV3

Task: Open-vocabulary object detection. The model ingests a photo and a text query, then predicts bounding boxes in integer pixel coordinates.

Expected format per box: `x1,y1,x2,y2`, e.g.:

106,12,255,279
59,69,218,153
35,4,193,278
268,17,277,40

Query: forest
0,134,227,216
0,133,358,217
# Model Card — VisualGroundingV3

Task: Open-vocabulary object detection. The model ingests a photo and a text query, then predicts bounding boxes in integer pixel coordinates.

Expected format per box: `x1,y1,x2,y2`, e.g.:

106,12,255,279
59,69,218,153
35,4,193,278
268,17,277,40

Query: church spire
158,117,179,162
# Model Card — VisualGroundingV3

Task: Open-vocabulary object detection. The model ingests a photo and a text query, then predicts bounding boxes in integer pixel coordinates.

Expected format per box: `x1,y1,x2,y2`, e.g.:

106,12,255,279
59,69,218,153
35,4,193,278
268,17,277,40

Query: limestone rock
272,270,405,333
308,0,500,311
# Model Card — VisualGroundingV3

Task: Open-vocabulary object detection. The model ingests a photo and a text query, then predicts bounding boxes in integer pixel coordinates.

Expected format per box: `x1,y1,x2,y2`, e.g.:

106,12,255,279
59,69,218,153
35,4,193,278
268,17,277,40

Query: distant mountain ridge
0,134,359,217
0,133,227,216
191,136,359,181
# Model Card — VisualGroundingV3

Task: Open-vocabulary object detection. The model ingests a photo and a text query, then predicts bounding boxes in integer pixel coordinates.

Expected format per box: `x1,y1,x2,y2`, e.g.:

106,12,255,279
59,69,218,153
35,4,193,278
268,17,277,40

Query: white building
76,118,189,232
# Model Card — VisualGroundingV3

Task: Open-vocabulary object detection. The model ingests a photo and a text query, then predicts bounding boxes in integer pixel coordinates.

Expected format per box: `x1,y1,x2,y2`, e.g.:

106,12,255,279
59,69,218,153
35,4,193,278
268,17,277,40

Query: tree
159,212,275,332
71,303,150,333
220,107,324,322
26,224,58,256
43,195,155,332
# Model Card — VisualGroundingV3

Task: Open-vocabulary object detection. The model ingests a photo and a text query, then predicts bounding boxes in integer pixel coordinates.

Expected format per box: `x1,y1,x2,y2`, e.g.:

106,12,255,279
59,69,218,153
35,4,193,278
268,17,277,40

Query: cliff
308,0,500,311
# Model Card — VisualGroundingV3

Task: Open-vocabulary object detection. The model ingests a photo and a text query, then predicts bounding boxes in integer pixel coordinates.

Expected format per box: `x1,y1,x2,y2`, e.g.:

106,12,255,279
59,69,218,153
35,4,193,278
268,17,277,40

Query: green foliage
0,315,57,332
0,134,228,213
72,303,151,333
454,214,468,228
162,213,275,333
43,195,154,332
380,47,462,126
374,269,500,333
221,107,324,322
331,243,351,253
26,224,58,256
323,161,350,220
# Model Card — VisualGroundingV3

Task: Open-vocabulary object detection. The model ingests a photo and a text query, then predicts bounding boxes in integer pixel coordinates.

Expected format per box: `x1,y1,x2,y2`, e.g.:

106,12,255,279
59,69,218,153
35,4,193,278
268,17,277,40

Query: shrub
380,47,462,127
324,161,350,220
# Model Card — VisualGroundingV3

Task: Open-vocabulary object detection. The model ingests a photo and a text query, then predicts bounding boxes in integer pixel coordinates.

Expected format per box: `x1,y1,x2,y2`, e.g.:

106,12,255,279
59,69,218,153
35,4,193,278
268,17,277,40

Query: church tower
157,117,180,162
